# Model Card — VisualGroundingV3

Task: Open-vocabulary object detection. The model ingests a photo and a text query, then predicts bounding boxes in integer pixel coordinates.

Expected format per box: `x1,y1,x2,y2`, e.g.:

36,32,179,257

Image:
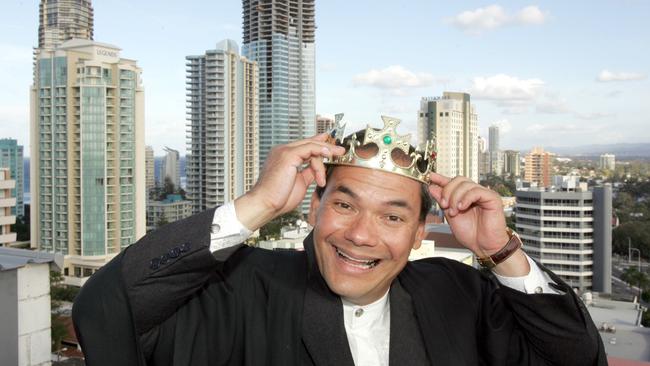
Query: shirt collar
341,290,390,329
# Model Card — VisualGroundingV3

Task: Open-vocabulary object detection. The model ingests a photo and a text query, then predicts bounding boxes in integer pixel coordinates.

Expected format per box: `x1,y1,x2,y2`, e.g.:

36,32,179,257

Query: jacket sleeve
491,265,608,365
72,208,223,365
400,258,607,366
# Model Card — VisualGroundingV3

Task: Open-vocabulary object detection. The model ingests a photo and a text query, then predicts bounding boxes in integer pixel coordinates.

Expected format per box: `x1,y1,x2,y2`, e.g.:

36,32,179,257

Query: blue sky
1,1,649,156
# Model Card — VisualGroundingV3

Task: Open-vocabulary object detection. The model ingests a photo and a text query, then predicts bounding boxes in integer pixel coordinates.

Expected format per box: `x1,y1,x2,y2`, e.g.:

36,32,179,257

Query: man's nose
343,213,378,247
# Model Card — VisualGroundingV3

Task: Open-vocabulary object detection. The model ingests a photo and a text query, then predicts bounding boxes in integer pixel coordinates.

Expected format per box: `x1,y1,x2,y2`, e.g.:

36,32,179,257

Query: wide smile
334,246,380,271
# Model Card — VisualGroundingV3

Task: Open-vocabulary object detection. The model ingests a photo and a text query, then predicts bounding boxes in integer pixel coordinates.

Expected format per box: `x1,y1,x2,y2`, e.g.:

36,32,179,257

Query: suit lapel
302,233,355,366
398,264,459,366
389,280,430,366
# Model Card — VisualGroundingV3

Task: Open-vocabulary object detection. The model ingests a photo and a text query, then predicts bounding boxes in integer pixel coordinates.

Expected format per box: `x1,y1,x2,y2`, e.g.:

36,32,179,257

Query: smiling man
73,116,606,366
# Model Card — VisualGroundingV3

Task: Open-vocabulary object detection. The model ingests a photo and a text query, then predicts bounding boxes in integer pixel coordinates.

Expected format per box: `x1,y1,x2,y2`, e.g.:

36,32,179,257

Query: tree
163,176,176,197
621,267,649,290
156,212,169,228
613,222,650,258
480,174,515,197
11,215,30,241
51,314,67,352
259,210,302,240
50,271,67,352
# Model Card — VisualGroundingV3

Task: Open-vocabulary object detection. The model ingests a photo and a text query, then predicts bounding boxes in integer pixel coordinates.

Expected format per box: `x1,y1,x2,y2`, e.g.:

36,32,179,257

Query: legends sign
96,48,119,58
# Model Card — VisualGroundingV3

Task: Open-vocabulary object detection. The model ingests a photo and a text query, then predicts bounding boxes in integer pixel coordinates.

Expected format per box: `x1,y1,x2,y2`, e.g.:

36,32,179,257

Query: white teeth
335,247,379,269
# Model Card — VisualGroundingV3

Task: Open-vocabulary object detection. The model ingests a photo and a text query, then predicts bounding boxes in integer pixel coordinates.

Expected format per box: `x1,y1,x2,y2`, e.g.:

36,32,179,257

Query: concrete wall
593,184,613,293
18,263,52,366
0,269,19,366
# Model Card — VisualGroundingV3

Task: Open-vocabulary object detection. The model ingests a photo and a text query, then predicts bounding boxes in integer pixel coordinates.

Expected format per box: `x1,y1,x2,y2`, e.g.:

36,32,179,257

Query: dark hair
315,129,433,221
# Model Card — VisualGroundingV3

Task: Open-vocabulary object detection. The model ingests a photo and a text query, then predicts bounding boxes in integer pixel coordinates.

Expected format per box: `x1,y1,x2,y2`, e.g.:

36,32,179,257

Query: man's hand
428,173,529,276
234,133,346,232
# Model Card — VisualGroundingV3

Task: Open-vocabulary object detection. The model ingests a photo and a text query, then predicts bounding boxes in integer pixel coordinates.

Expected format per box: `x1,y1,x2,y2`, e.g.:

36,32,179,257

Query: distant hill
543,143,650,158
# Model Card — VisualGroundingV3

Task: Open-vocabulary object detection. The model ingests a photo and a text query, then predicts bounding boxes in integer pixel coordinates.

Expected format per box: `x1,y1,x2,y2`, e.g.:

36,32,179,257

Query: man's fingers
284,140,345,160
447,181,477,216
428,184,443,203
283,142,342,166
428,172,451,187
438,176,470,209
455,186,501,212
300,165,316,187
308,156,327,187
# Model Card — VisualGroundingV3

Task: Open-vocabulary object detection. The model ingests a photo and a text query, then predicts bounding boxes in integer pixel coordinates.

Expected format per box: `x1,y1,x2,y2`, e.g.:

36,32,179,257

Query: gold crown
324,114,437,184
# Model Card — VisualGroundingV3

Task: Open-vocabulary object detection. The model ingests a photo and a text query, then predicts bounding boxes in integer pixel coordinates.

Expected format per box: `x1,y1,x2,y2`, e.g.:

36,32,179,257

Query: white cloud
526,123,545,133
492,119,512,134
574,112,613,120
596,70,647,82
470,74,544,101
536,99,570,114
352,65,434,90
515,6,547,25
447,5,548,34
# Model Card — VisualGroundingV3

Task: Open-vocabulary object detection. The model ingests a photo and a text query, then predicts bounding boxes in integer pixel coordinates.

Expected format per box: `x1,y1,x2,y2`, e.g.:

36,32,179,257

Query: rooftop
0,247,62,271
586,294,650,362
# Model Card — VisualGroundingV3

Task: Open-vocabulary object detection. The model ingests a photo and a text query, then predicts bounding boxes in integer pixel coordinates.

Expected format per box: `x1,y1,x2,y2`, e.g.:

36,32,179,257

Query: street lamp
630,246,642,302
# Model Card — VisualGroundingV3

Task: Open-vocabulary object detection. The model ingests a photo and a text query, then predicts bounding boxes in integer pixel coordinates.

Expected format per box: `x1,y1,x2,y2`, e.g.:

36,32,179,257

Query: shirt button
211,224,221,234
534,286,543,294
354,308,364,317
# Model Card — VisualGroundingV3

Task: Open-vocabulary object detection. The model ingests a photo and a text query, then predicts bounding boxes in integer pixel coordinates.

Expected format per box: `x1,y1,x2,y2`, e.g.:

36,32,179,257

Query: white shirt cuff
492,254,559,294
209,202,253,252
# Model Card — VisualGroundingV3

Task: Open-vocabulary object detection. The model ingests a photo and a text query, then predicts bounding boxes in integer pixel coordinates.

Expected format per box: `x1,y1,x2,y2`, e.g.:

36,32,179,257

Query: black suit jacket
73,208,607,365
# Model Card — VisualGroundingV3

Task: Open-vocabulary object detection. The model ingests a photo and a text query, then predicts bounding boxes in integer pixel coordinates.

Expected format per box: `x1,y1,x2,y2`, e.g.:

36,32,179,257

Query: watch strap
477,228,522,269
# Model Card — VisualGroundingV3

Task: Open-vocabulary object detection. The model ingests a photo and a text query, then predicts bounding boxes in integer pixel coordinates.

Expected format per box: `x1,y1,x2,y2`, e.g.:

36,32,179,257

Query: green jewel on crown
323,114,437,184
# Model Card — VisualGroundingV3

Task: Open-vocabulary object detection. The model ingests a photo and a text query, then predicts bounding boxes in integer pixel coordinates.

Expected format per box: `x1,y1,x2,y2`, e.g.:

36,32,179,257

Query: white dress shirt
209,203,559,366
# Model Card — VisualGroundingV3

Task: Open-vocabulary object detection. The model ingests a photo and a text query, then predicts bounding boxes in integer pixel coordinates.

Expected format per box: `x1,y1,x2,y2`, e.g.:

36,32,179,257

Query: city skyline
1,0,649,155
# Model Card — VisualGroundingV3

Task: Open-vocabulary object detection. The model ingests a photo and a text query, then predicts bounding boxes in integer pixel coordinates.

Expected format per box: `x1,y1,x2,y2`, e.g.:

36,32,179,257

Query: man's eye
387,215,403,222
335,202,351,210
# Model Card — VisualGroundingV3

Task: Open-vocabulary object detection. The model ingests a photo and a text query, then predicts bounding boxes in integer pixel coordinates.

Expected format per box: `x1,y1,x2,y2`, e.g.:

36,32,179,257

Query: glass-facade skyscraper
30,39,146,279
242,0,316,165
0,139,24,217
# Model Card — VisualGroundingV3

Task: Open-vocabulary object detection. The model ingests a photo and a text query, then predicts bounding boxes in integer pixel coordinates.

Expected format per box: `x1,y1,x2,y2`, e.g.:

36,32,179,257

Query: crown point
382,135,392,145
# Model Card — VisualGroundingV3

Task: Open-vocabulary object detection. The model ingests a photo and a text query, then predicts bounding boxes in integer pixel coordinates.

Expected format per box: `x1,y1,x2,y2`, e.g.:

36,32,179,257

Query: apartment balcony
0,179,16,189
0,215,16,226
0,232,17,244
0,197,17,208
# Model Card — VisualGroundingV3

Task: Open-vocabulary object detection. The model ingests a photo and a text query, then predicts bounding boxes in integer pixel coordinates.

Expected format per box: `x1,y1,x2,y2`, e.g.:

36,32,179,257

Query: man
73,117,606,365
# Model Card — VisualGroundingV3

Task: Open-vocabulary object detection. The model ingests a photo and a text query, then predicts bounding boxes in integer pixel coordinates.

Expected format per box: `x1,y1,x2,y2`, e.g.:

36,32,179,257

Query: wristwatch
476,228,522,269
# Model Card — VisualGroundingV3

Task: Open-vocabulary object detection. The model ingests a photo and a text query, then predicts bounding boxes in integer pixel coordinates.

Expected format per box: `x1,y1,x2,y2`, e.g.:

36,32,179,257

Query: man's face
309,166,425,306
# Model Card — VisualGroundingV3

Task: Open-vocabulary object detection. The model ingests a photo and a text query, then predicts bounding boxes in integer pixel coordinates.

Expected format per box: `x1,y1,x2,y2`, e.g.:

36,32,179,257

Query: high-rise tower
30,39,145,280
0,139,24,217
162,147,180,189
38,0,94,49
418,92,478,182
524,147,554,187
186,40,259,213
242,0,316,165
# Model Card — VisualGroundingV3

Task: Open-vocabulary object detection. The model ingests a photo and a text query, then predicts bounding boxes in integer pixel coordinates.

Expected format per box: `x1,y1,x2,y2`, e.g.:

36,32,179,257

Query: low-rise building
146,194,193,232
0,168,17,246
515,176,612,293
0,247,63,366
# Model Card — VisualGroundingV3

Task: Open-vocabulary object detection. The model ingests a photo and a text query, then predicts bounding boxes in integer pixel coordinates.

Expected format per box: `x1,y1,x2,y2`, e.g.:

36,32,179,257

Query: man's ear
412,221,426,250
308,190,321,226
